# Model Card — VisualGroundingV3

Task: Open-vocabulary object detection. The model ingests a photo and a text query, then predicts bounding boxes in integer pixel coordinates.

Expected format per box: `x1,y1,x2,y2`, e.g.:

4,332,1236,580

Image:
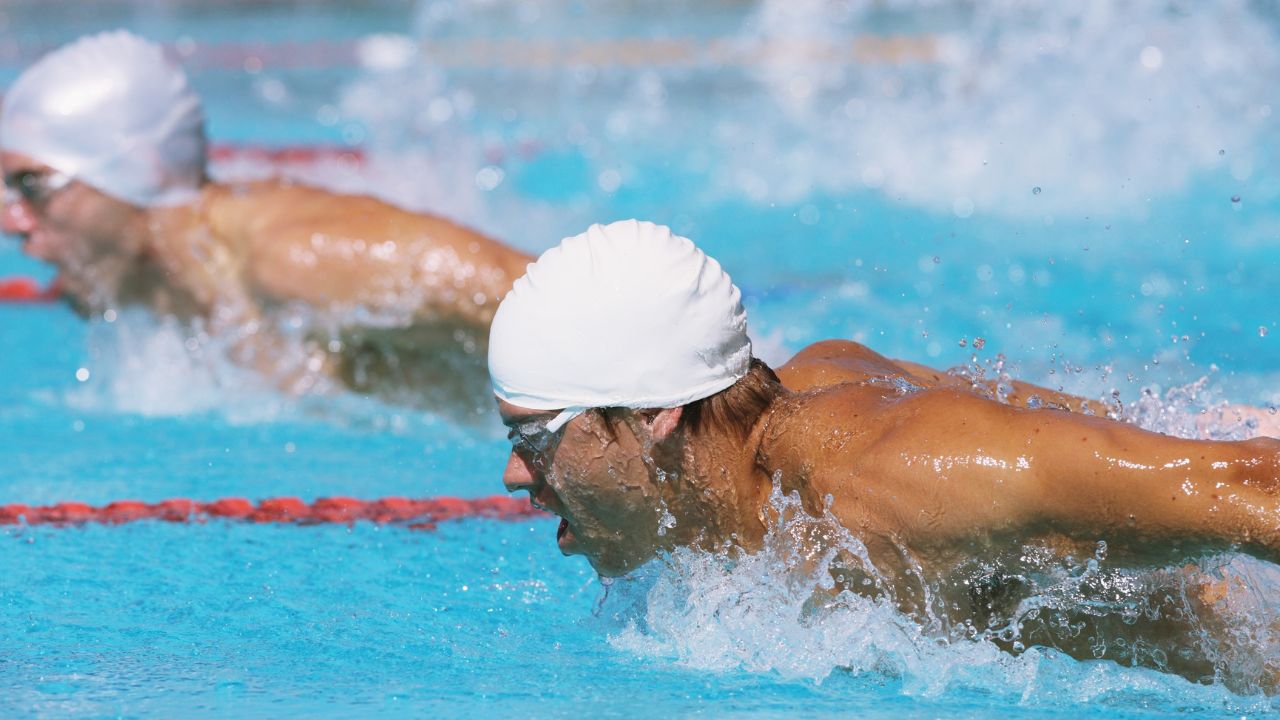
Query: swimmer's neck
132,183,251,319
662,396,790,555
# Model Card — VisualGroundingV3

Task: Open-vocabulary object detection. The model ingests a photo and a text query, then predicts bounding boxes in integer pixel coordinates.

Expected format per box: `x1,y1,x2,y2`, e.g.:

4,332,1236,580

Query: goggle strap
545,407,586,433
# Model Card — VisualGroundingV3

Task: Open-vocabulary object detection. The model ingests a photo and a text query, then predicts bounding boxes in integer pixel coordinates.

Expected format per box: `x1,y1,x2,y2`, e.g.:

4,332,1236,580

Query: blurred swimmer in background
0,31,532,412
493,220,1280,690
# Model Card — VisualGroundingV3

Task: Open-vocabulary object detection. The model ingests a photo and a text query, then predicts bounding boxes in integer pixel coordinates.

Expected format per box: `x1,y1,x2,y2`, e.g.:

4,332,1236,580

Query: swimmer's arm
1002,404,1280,564
846,388,1279,564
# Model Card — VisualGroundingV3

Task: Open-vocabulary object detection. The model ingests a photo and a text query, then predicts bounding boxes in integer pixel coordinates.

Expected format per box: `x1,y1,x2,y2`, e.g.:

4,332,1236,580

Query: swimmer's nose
502,449,539,494
1,199,36,236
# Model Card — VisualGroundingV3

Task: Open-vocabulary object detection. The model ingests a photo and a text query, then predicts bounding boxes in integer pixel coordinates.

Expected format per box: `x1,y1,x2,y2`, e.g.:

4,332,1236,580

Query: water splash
745,0,1280,216
59,307,491,434
602,480,1279,711
63,309,290,421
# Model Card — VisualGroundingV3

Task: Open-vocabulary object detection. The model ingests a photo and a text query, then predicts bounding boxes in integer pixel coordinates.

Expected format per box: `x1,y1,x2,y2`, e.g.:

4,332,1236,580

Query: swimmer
492,220,1280,688
0,31,532,410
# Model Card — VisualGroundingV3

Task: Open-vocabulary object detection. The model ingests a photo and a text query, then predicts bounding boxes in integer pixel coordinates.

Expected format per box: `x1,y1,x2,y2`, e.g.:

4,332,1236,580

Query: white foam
742,0,1280,216
63,309,293,422
371,1,1280,221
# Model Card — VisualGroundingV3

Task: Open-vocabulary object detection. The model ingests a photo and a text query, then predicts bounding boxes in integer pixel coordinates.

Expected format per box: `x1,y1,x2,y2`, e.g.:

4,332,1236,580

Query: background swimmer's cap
0,31,206,207
489,220,752,417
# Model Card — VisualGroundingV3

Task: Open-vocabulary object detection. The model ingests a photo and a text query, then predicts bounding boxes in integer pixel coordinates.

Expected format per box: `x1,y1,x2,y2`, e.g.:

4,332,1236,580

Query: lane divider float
208,143,365,166
1,35,943,72
0,277,57,302
0,495,545,531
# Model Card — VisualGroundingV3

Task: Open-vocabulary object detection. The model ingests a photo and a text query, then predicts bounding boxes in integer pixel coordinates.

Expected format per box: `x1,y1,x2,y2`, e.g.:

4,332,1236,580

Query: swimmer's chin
550,512,655,573
578,542,653,578
46,278,93,317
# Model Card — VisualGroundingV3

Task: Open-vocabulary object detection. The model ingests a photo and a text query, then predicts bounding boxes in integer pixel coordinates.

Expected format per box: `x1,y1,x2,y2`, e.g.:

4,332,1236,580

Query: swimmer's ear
647,407,683,442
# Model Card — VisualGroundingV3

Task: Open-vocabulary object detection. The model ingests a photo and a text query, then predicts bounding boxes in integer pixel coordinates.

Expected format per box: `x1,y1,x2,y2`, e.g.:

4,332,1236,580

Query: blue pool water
2,1,1279,716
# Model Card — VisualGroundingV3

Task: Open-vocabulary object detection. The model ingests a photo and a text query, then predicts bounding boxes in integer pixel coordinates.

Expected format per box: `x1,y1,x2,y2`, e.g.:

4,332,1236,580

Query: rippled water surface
1,1,1278,717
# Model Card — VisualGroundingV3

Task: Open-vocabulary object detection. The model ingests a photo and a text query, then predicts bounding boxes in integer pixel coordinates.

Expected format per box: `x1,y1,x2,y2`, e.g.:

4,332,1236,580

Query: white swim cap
0,31,205,207
490,220,752,429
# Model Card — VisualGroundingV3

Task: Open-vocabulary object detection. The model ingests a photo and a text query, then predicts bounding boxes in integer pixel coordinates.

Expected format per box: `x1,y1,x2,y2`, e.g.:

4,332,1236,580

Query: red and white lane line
208,143,366,165
0,495,545,531
0,34,942,72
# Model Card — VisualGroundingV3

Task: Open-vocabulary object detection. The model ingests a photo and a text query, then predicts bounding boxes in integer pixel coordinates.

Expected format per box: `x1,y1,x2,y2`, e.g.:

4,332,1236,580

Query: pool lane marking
0,495,546,530
0,277,57,303
0,35,942,72
207,144,366,165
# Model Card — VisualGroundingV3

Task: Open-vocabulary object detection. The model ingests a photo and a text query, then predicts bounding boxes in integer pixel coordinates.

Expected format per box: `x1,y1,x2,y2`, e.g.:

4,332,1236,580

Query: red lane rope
208,143,366,165
0,39,359,72
0,495,545,531
0,277,57,303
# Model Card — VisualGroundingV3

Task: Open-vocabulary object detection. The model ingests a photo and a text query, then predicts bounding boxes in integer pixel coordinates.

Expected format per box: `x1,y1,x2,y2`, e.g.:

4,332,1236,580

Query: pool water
1,1,1278,717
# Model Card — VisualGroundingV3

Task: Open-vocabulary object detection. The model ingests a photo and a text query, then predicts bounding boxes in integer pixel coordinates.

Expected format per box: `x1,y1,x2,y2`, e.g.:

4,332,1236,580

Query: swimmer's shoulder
757,381,898,467
778,339,916,391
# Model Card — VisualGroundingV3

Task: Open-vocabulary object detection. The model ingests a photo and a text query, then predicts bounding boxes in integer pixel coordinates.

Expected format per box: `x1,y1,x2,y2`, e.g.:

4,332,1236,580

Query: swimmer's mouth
556,517,576,554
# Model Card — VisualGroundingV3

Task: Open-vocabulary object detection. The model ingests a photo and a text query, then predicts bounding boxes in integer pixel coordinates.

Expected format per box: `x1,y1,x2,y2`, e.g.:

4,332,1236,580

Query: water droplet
1218,149,1226,156
1231,195,1241,204
958,338,968,347
1261,326,1269,337
75,368,90,382
972,337,986,350
932,255,940,264
1032,186,1042,195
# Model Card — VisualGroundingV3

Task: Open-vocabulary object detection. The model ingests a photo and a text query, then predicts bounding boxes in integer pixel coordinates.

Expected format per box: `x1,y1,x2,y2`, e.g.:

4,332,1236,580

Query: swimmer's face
499,399,677,576
1,151,147,306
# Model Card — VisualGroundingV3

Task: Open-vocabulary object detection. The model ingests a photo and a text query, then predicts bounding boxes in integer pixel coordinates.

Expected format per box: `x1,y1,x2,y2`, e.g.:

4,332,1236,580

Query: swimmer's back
779,339,1091,413
206,180,532,325
778,339,927,391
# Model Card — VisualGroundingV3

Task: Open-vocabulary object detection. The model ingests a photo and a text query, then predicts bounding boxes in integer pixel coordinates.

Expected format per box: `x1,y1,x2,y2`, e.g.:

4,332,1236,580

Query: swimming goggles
508,415,567,466
3,169,73,208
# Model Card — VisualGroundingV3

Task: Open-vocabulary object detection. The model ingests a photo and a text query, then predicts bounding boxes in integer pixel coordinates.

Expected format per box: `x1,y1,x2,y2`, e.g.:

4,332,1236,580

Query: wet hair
585,358,782,442
677,358,782,441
